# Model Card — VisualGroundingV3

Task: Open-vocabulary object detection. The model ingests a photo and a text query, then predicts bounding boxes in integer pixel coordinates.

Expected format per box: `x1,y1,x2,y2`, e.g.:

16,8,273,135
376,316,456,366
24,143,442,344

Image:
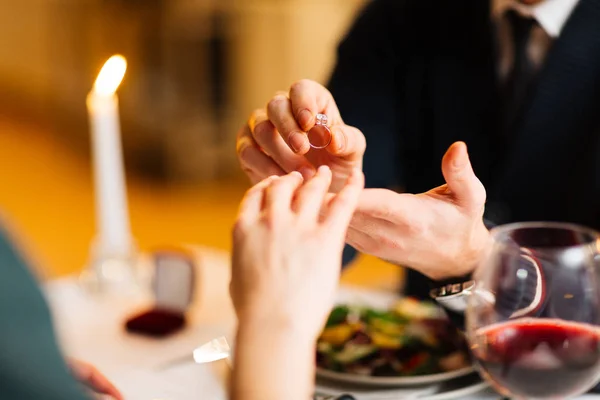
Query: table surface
44,246,600,400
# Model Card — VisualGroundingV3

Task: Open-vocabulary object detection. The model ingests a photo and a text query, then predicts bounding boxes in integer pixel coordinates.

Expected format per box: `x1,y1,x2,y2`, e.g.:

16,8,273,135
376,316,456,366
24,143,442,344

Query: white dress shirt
492,0,580,81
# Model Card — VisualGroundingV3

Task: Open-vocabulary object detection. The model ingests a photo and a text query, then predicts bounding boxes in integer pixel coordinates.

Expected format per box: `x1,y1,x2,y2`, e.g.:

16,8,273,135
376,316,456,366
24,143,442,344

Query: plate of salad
316,297,474,387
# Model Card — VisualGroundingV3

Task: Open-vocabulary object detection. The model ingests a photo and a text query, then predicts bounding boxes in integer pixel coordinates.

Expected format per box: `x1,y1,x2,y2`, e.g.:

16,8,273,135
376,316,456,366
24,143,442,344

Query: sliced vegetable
439,351,469,371
317,341,333,354
365,308,406,324
317,299,471,377
394,297,446,320
405,322,439,347
333,344,377,364
404,353,438,376
370,317,405,336
326,305,350,327
371,331,403,349
404,353,429,371
319,324,357,346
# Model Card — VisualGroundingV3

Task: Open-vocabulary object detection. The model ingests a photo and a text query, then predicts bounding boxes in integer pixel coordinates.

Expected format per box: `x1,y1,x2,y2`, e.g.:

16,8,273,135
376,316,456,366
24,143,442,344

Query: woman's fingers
323,168,365,235
264,172,304,219
68,359,123,400
294,166,333,222
238,176,280,227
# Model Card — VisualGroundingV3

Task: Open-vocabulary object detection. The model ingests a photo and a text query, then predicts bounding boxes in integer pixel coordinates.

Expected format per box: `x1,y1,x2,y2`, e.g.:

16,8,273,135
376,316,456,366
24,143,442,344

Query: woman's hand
67,359,123,400
231,165,364,339
230,166,364,400
235,79,366,192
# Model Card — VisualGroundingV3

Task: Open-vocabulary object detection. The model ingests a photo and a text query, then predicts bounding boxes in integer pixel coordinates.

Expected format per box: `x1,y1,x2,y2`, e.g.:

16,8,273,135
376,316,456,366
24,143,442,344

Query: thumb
441,142,486,210
325,125,366,161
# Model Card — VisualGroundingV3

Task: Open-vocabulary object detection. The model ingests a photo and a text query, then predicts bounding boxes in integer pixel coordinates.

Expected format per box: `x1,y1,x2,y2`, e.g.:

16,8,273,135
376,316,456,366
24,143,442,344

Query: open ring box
125,249,196,337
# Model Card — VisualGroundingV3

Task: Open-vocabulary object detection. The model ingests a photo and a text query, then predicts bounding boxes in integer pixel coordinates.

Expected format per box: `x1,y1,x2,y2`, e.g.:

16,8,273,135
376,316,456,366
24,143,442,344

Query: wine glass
466,222,600,399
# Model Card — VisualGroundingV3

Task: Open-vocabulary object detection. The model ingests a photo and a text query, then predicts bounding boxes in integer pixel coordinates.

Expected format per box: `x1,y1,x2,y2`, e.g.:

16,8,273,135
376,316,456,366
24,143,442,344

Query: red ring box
125,250,196,337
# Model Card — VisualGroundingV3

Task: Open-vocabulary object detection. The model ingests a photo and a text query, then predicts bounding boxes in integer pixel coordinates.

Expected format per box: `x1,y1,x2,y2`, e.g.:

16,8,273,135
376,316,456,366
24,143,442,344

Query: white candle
87,55,132,258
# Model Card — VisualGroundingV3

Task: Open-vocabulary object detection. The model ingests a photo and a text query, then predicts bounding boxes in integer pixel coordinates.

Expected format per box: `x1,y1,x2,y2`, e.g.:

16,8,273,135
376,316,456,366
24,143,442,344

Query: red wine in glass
472,318,600,399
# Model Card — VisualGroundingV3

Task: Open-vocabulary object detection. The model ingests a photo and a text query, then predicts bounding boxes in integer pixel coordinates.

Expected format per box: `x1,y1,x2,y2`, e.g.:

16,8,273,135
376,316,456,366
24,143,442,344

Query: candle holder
81,55,141,299
80,243,141,298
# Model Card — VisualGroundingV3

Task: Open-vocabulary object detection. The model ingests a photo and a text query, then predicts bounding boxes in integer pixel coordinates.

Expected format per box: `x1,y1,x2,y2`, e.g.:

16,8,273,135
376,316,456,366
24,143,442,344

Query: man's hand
344,142,489,280
68,359,123,400
236,79,366,192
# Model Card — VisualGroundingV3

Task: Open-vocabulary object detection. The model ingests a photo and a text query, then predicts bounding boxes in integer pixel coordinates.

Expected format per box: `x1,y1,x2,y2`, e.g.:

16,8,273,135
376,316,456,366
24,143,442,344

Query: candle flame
93,55,127,96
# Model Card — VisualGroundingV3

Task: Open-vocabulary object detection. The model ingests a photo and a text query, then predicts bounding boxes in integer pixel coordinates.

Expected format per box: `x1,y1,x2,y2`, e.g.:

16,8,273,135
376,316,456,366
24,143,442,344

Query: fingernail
297,109,314,130
452,143,468,168
318,165,331,174
236,137,251,154
290,171,303,180
299,166,316,179
289,132,306,153
332,127,345,152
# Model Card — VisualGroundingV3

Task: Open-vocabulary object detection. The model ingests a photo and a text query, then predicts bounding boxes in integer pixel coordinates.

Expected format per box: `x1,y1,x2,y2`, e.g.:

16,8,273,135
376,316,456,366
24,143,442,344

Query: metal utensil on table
155,336,231,370
314,390,424,400
158,337,355,400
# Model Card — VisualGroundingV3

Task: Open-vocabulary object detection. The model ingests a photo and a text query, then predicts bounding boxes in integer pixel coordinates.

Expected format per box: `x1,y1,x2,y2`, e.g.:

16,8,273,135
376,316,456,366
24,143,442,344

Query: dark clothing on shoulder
332,0,600,297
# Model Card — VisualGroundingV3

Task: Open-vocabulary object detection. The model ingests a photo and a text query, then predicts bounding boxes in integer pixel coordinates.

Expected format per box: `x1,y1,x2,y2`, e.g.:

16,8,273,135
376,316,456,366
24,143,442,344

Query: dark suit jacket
331,0,600,298
0,227,88,399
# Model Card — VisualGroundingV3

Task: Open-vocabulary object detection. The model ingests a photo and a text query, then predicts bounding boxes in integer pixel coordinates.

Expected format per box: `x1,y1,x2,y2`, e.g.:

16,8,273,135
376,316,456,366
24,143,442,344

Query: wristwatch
429,280,475,313
429,218,495,314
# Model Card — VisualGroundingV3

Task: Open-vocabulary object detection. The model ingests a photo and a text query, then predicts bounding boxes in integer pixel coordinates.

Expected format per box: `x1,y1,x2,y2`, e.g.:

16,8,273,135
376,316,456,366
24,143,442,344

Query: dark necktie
503,10,537,131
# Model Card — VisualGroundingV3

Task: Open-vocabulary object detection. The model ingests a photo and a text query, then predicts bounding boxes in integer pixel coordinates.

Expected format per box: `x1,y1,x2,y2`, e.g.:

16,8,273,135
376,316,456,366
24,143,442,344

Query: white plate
316,366,475,388
335,286,399,309
315,373,491,399
419,380,490,400
319,286,475,387
314,379,441,399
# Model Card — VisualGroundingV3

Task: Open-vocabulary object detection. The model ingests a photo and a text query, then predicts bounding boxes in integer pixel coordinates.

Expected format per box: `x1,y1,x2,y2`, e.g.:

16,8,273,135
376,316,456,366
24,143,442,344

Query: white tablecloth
44,246,600,400
46,247,234,400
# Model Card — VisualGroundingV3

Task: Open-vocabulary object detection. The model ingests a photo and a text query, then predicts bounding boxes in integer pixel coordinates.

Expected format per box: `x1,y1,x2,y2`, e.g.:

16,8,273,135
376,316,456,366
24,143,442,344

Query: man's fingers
323,168,365,234
289,79,340,131
289,80,359,159
441,141,486,210
294,165,333,222
246,109,314,178
325,125,367,161
247,108,273,155
237,125,286,181
266,94,311,155
250,106,315,178
265,172,304,218
244,169,267,185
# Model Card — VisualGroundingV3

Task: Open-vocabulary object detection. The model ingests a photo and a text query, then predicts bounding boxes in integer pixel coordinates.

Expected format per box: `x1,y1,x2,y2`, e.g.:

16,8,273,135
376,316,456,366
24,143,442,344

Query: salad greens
316,298,470,377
